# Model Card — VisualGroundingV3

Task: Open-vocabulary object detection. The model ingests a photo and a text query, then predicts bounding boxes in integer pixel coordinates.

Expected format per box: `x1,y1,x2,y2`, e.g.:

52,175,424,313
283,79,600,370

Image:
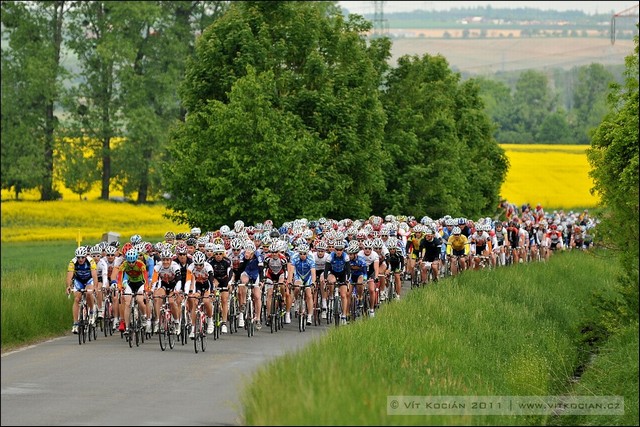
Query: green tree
376,54,507,218
63,1,129,201
56,136,100,200
1,1,68,200
572,63,614,144
511,70,557,143
166,1,387,226
537,109,573,144
587,34,639,324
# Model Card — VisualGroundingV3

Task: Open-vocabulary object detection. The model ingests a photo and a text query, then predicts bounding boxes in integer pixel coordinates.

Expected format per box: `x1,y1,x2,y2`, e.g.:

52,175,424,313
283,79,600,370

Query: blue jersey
242,253,264,282
290,254,315,281
348,254,368,279
328,251,349,273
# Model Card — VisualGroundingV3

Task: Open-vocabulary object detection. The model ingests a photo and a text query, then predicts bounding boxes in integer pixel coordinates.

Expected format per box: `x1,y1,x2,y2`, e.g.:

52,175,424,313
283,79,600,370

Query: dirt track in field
389,37,634,74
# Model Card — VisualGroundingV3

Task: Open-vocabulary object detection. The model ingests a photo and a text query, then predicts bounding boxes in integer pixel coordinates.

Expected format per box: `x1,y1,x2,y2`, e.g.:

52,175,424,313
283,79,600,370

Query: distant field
389,37,634,74
500,144,598,209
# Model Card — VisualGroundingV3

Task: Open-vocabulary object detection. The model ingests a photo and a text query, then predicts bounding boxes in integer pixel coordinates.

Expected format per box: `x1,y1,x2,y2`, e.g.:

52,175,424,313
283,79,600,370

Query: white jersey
311,251,329,271
357,249,379,266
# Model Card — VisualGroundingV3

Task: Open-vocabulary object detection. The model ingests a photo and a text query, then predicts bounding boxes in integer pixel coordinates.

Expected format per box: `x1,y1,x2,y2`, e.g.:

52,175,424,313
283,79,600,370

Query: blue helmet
126,249,139,263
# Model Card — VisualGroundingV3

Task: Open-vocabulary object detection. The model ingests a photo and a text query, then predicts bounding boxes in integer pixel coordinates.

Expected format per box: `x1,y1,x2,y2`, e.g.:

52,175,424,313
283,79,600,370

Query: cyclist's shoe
118,320,126,332
380,290,387,301
153,321,159,333
256,321,262,330
72,323,79,334
321,309,327,319
306,314,312,325
238,313,245,328
207,318,214,334
89,311,96,326
340,315,347,326
145,319,152,333
394,294,400,300
369,309,375,318
221,323,228,334
97,309,103,319
174,321,181,335
189,330,195,339
285,312,291,324
322,300,328,310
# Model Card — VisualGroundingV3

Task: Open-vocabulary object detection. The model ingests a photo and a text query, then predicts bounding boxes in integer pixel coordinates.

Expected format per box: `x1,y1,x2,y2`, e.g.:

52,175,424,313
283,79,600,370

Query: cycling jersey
118,259,147,284
419,236,442,262
290,254,315,284
68,256,97,285
240,253,264,283
446,235,470,255
151,261,183,292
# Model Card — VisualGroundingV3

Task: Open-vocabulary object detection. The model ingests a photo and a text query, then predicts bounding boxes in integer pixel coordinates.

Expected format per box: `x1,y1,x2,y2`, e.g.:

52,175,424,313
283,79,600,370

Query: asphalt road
1,315,332,426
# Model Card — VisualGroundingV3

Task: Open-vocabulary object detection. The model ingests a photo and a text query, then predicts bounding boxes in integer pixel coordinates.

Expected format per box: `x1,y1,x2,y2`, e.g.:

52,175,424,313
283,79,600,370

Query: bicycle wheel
200,315,207,352
159,310,168,351
103,299,111,337
180,305,188,345
77,306,84,345
133,307,140,347
270,293,277,333
333,294,341,327
298,297,304,333
246,300,253,337
168,315,175,350
193,312,200,354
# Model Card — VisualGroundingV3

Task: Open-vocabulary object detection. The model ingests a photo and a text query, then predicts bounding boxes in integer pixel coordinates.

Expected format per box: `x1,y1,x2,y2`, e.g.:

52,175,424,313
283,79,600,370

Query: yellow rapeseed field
0,144,598,242
500,144,599,209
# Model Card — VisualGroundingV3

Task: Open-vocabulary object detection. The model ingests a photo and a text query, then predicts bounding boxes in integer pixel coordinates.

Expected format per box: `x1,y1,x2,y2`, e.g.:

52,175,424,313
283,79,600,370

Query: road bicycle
189,295,208,354
292,283,308,333
75,289,92,345
410,263,422,289
123,291,146,348
268,281,285,334
228,285,239,335
156,294,176,351
244,281,257,337
210,289,222,340
101,286,114,337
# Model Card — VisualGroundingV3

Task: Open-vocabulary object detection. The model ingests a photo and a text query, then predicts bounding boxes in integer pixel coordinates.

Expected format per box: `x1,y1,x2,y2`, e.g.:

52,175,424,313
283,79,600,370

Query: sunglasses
195,263,204,267
299,252,308,255
214,252,225,255
107,254,115,257
232,249,241,252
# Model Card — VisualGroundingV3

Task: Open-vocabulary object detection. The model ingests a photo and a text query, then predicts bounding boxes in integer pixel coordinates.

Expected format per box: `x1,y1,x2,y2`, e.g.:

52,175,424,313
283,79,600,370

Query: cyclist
264,241,289,326
90,245,105,320
150,250,183,333
311,240,330,318
326,241,351,325
98,245,120,330
66,247,99,334
227,238,246,327
405,225,424,285
371,238,388,303
358,239,379,317
347,241,368,319
184,251,215,338
239,241,264,329
385,237,405,299
492,221,508,266
418,227,443,282
110,248,150,336
288,244,316,325
445,226,469,275
469,223,493,270
208,244,233,334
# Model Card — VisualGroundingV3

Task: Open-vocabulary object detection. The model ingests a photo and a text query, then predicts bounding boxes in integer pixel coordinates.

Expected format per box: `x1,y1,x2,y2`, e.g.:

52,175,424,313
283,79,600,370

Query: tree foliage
1,1,68,200
588,33,639,322
376,54,507,219
166,1,388,227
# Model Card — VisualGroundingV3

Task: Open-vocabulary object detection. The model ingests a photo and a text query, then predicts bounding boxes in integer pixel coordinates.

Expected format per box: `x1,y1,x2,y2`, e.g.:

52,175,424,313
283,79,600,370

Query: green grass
241,251,628,425
1,240,78,349
553,322,639,426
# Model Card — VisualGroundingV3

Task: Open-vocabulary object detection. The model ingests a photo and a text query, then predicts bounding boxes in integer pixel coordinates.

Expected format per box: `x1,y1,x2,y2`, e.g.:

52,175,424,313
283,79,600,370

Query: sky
338,1,637,16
